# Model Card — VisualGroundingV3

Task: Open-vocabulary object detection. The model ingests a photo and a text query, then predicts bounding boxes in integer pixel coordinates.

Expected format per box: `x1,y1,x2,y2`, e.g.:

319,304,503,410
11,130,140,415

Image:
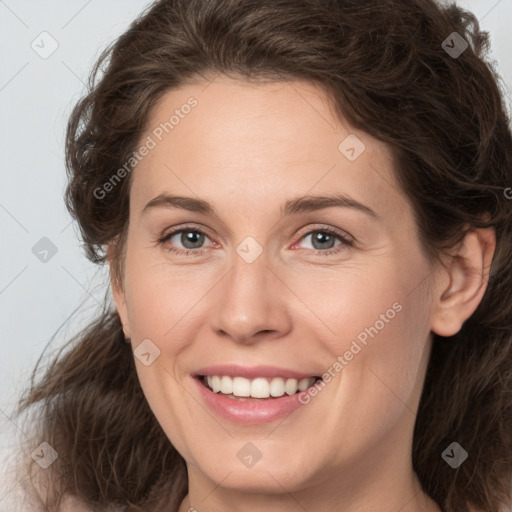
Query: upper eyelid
160,223,214,241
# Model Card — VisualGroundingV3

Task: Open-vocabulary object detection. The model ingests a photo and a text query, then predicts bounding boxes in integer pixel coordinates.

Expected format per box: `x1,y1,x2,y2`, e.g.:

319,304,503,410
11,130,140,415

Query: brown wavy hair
12,0,512,511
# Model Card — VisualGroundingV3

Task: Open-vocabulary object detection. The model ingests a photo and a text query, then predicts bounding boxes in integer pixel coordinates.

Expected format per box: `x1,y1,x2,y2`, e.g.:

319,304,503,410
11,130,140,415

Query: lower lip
193,377,309,425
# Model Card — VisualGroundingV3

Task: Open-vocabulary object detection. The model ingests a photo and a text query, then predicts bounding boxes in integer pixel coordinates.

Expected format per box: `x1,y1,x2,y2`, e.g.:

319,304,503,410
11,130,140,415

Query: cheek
290,255,429,351
122,247,204,346
300,255,432,410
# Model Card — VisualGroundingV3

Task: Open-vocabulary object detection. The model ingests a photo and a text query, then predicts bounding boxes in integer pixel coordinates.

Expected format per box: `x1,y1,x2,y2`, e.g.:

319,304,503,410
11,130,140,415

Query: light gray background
1,0,511,509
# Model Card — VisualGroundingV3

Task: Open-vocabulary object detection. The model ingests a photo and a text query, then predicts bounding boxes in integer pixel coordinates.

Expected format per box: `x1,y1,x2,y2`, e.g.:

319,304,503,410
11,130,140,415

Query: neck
176,457,441,512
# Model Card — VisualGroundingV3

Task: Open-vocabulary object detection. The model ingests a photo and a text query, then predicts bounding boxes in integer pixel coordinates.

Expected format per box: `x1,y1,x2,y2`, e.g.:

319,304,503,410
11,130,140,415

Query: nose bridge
230,241,268,299
212,239,290,343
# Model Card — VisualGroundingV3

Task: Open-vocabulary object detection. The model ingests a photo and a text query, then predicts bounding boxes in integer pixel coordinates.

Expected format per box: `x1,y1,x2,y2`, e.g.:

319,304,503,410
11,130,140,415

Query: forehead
131,77,409,223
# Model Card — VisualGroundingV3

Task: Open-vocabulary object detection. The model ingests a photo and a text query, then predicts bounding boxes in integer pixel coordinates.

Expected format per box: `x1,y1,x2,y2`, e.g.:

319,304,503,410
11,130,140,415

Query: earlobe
431,228,495,337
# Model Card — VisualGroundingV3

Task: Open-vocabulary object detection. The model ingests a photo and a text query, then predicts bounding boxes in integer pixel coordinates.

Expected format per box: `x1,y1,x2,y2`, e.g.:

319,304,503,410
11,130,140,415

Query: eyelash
157,224,353,257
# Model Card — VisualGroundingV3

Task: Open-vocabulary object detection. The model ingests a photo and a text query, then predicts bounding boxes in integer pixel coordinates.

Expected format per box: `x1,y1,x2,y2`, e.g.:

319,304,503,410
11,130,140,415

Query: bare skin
110,77,494,512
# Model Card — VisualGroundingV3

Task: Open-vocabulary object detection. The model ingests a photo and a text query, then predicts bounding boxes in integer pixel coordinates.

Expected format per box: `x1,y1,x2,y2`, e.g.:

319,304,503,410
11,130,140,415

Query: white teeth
285,378,298,395
232,376,251,397
220,376,233,395
211,375,221,393
251,378,270,398
203,375,317,398
297,378,311,391
269,377,285,397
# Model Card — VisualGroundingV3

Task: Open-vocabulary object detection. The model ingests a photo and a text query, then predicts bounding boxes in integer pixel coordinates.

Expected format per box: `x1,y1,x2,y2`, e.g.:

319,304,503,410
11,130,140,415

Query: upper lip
193,364,320,380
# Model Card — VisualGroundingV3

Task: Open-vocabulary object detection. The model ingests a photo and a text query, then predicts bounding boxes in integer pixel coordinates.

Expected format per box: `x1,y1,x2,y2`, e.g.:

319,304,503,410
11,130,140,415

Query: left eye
159,228,213,254
159,226,352,256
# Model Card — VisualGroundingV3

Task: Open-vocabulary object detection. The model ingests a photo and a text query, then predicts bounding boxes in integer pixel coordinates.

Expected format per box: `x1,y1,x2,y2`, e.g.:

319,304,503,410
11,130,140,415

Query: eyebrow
141,193,379,219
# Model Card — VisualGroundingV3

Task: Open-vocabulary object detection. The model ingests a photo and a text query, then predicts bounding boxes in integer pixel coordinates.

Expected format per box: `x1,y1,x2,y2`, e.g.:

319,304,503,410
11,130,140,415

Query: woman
12,0,512,511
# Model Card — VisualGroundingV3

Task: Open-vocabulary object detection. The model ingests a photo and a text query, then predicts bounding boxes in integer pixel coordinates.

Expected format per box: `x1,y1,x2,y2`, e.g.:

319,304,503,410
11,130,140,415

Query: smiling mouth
198,374,323,400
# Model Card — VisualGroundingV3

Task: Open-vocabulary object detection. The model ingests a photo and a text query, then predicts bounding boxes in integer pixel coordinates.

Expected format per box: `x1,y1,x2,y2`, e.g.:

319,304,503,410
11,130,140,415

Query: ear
106,241,131,339
430,227,496,337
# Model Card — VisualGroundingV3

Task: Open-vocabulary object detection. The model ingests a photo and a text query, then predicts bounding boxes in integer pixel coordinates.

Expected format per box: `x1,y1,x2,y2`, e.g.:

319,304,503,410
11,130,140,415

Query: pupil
313,231,335,250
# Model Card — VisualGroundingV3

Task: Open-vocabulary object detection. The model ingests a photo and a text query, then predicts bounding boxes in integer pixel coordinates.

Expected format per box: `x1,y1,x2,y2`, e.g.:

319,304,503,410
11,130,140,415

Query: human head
16,1,512,511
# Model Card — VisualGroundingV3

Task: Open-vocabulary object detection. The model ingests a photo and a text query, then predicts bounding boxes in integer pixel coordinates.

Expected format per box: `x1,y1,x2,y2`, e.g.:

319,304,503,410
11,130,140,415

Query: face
112,77,438,497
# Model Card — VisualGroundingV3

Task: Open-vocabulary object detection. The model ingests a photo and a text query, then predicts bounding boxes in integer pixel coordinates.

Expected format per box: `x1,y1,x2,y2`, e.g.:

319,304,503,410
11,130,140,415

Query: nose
211,249,292,345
